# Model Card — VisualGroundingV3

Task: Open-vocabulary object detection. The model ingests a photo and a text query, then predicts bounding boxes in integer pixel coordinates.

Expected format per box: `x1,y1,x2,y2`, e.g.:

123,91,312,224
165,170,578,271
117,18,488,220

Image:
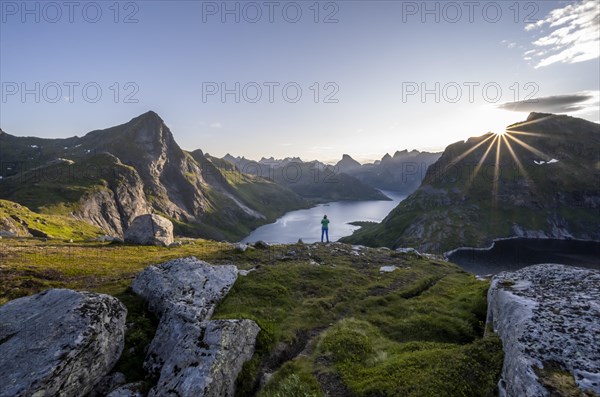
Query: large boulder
487,264,600,396
124,214,174,246
149,319,260,397
131,257,260,397
131,256,238,320
0,289,127,397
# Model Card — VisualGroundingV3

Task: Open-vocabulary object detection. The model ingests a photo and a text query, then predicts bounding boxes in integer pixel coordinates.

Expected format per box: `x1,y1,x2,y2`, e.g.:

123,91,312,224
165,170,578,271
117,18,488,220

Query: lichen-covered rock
88,372,127,397
131,257,260,397
487,264,600,396
106,382,146,397
131,256,237,319
0,289,127,397
148,319,260,397
124,214,173,246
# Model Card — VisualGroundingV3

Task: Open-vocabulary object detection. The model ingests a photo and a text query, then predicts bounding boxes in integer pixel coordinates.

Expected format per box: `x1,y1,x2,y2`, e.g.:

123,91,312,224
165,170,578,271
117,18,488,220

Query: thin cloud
497,92,598,113
501,40,517,49
524,0,599,68
209,122,223,129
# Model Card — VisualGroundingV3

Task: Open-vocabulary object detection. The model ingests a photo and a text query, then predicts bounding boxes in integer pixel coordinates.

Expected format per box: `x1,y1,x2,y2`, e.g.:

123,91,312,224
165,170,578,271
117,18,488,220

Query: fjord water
242,190,406,244
448,238,600,275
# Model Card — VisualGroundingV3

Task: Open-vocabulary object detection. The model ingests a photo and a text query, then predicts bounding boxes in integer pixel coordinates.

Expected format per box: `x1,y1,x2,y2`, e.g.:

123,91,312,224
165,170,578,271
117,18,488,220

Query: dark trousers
321,228,329,242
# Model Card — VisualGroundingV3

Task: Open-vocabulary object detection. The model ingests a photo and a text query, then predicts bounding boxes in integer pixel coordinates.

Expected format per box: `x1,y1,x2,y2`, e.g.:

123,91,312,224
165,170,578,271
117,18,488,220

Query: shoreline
443,235,600,259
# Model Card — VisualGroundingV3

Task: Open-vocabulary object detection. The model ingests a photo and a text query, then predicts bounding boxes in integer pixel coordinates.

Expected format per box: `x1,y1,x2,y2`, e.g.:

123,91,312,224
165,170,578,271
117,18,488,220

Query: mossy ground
0,238,503,395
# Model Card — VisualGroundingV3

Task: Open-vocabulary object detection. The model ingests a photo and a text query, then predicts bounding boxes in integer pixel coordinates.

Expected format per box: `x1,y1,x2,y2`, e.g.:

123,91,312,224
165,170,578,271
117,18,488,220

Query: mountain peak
141,110,162,119
131,110,165,125
337,154,360,164
526,112,555,122
335,154,361,173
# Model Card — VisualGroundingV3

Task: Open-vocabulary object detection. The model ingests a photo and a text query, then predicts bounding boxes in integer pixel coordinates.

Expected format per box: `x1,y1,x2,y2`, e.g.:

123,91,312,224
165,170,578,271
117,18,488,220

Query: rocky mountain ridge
335,150,442,194
0,112,306,241
221,154,390,202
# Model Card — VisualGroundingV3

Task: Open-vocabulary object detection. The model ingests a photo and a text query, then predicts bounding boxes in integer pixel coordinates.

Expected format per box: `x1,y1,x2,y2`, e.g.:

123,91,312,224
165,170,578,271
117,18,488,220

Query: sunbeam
442,121,554,208
445,134,495,169
492,135,502,205
465,134,499,191
505,133,550,160
502,134,530,181
506,130,547,138
506,115,556,131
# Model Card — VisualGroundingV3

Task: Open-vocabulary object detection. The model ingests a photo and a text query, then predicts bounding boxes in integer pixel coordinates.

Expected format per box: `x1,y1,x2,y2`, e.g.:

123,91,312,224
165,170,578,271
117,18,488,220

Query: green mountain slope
0,112,306,241
0,199,104,240
342,113,600,253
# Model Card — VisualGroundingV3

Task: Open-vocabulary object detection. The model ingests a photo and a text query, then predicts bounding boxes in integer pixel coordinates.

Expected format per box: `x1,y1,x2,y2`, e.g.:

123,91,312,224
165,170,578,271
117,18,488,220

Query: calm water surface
241,190,406,244
447,238,600,275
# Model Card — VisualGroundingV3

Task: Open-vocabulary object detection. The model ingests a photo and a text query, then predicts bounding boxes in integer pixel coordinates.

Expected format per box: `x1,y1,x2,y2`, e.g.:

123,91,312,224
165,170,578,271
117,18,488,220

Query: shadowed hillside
342,113,600,253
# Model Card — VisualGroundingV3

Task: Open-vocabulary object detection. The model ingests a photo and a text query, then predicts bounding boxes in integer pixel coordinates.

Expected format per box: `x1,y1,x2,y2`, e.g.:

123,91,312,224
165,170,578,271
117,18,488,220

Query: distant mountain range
0,112,307,240
335,150,442,194
220,155,391,202
222,149,442,200
342,113,600,253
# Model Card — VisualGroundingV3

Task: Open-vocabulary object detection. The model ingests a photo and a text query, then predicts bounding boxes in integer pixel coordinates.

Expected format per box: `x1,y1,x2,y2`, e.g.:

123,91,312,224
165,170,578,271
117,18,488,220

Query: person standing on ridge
321,215,330,243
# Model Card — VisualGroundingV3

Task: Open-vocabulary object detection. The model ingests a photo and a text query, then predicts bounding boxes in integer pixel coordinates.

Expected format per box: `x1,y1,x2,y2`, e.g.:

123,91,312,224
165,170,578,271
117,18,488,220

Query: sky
1,0,599,163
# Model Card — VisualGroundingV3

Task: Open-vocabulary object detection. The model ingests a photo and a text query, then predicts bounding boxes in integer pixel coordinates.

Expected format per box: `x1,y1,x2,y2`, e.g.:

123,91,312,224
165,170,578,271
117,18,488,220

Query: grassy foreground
0,237,503,396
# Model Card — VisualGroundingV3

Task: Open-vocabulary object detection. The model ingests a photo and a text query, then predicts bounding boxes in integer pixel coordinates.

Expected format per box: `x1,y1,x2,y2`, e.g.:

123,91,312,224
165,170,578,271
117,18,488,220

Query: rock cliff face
132,257,260,397
85,112,211,223
487,264,600,396
74,154,151,236
0,289,127,397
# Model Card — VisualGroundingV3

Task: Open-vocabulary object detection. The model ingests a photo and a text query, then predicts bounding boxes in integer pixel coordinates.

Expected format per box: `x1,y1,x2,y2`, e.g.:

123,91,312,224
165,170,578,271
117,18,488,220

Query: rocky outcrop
148,319,260,397
0,289,127,397
132,257,260,397
124,214,174,246
75,156,151,237
0,215,30,237
487,264,600,396
131,257,237,319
